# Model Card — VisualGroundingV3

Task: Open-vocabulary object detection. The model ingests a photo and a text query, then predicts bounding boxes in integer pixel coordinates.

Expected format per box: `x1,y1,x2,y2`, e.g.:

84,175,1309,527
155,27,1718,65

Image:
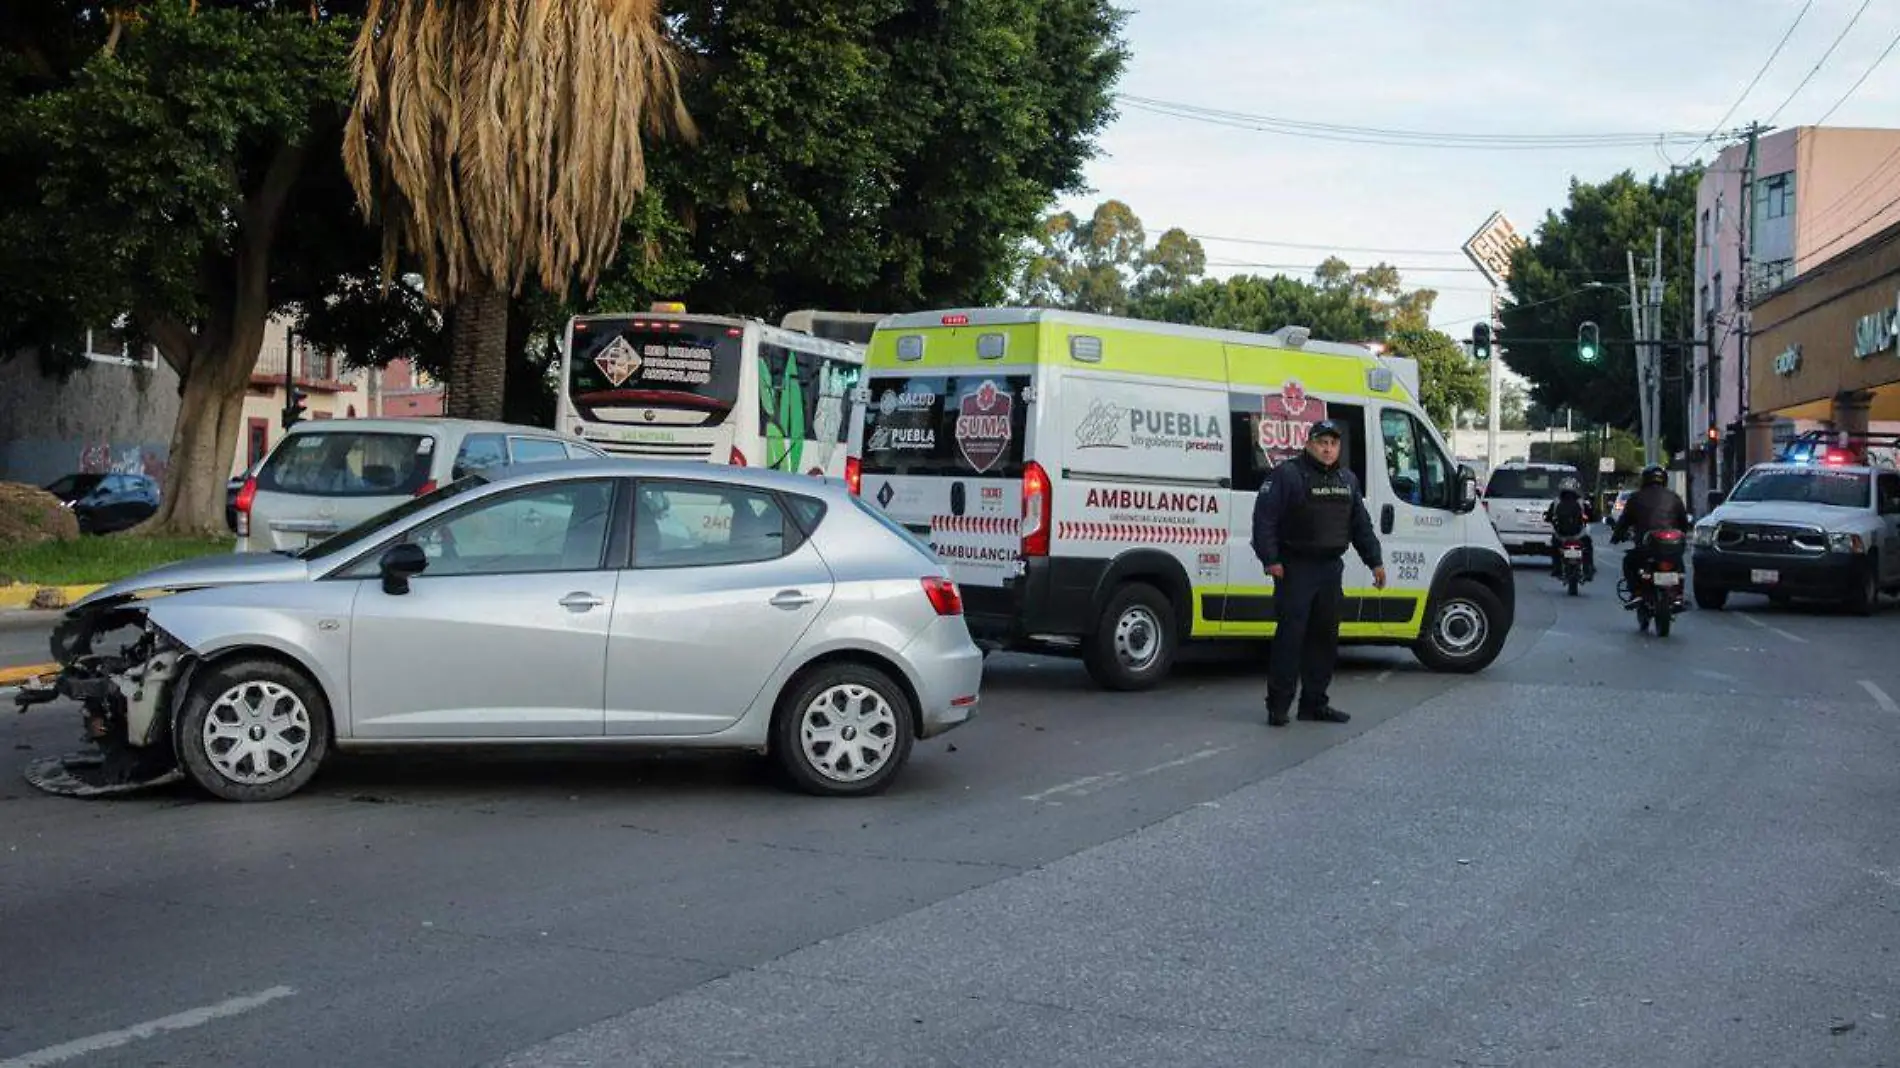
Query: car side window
453,433,508,479
395,479,616,577
1880,473,1900,514
565,441,605,460
509,436,569,464
633,482,790,569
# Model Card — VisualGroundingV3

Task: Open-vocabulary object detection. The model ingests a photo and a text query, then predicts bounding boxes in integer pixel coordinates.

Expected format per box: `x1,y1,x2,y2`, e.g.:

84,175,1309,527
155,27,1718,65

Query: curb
0,663,56,686
0,584,102,611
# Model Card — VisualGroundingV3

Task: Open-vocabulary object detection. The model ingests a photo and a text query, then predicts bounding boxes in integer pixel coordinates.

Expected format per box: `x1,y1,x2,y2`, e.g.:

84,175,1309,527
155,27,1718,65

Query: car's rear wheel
1694,581,1728,610
773,664,915,797
176,657,330,802
1083,582,1178,691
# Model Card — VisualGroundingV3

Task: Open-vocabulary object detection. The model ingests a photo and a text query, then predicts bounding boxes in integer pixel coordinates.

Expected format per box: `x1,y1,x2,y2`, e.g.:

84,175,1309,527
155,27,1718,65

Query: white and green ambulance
846,308,1516,690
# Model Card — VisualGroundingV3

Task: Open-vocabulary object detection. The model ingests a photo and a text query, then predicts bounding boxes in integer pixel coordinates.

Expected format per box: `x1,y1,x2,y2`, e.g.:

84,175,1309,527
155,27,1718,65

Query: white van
847,308,1516,690
236,418,603,553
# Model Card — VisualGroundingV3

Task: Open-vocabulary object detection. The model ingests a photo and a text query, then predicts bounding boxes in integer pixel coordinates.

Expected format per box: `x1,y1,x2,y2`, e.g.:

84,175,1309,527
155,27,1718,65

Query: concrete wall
0,352,180,488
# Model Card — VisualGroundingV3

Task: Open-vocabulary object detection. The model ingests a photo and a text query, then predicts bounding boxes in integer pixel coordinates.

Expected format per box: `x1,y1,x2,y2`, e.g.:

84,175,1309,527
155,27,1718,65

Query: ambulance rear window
860,374,1031,478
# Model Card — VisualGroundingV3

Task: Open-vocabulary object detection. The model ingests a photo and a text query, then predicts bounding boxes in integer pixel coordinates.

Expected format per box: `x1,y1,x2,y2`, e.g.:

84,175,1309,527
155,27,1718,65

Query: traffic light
282,388,308,429
1577,320,1601,363
1471,321,1492,362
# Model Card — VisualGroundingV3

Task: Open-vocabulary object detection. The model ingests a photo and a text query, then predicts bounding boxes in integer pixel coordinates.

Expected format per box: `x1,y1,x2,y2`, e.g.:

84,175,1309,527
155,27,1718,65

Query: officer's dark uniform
1250,427,1383,724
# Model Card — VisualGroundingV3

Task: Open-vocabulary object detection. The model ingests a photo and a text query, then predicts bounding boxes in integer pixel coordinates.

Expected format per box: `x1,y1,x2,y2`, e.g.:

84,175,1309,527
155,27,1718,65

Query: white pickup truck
1691,460,1900,615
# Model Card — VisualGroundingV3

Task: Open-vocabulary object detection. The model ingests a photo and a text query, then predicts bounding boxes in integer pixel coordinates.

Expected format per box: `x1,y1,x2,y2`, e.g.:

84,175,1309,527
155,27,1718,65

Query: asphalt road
3,545,1898,1067
0,612,53,674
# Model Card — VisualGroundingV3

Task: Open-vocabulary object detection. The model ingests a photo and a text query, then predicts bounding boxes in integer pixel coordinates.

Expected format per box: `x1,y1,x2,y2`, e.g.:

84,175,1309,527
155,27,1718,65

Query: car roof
282,418,571,436
1752,461,1877,475
471,458,854,499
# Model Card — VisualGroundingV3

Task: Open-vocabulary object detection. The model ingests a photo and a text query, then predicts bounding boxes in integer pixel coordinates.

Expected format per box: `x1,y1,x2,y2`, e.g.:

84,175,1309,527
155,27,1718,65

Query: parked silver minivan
236,418,604,553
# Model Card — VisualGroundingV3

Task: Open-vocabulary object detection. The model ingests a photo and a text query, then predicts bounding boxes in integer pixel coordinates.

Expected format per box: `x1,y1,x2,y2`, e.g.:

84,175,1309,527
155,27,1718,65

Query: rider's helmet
1641,465,1667,486
1558,476,1582,497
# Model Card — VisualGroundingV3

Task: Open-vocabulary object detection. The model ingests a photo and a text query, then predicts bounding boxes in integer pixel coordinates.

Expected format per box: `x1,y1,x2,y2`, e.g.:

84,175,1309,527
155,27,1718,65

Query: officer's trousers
1267,554,1345,714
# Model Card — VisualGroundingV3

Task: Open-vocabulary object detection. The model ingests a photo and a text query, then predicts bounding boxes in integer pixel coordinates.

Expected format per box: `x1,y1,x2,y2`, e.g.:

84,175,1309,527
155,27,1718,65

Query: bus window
759,343,860,471
566,320,742,426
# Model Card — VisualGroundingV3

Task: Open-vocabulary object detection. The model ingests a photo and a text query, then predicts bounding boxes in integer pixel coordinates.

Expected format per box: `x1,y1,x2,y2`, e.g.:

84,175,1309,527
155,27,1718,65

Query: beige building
234,316,371,477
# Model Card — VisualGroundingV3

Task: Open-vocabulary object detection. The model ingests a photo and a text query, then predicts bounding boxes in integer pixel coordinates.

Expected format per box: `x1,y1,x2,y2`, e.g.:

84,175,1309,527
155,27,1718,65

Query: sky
1067,0,1900,349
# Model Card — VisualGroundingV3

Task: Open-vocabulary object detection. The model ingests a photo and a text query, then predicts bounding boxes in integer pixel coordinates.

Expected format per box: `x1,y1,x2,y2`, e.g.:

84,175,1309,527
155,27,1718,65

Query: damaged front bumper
15,597,194,798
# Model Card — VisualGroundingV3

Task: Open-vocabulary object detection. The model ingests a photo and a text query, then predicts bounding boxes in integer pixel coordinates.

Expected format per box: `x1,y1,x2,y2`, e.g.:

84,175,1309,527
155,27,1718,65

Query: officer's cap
1308,419,1343,441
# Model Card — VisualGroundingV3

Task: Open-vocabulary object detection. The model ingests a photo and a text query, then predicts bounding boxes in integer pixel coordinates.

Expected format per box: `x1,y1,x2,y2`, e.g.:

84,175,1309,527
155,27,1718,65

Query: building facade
0,328,178,488
1746,220,1900,468
1691,125,1900,504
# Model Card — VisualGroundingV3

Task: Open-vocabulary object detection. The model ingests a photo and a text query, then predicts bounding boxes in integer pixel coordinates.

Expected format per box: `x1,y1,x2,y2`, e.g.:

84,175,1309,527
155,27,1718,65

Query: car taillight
922,576,963,616
845,456,862,496
1022,461,1051,557
730,446,747,466
414,480,436,496
234,476,257,537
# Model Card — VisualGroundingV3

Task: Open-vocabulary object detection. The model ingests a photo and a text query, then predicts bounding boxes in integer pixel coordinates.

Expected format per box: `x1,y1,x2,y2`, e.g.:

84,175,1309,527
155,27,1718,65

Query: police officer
1251,419,1385,727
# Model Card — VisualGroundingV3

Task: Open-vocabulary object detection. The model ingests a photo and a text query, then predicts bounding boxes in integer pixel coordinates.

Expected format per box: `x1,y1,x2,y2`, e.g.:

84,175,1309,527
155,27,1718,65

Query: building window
1701,209,1711,247
1714,272,1724,313
80,316,159,369
1756,171,1794,221
1756,257,1794,294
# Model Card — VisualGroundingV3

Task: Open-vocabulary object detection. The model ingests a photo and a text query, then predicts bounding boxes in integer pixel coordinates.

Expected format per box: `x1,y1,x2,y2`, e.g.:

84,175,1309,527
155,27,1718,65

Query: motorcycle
1557,537,1589,597
1620,528,1689,636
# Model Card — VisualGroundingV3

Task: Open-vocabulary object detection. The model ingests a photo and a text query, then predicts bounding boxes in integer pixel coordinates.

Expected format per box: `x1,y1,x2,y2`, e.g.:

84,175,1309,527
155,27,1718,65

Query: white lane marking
1860,680,1899,715
1023,746,1234,803
1375,670,1393,684
1739,613,1808,644
0,986,296,1068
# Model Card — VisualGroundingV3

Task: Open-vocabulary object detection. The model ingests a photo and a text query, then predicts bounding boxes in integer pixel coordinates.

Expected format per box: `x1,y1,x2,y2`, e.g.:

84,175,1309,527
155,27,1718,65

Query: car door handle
559,592,606,612
1381,504,1395,535
770,590,815,610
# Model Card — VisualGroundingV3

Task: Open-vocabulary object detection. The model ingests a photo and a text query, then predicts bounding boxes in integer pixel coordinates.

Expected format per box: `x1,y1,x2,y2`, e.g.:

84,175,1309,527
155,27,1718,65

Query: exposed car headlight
1827,532,1866,554
1692,523,1715,547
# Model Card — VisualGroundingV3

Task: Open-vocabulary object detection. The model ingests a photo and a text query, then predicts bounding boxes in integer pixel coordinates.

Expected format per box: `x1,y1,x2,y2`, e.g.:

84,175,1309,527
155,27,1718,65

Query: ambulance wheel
1411,578,1506,674
1083,582,1177,692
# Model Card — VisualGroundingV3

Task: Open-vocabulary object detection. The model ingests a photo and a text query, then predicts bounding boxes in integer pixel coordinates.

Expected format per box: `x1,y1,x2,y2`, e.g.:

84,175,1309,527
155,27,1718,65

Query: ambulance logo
955,380,1013,473
593,336,642,388
1259,380,1328,465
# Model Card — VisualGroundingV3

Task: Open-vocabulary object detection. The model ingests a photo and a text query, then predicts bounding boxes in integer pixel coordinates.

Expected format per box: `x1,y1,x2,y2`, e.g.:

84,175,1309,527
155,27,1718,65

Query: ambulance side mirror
1456,466,1480,513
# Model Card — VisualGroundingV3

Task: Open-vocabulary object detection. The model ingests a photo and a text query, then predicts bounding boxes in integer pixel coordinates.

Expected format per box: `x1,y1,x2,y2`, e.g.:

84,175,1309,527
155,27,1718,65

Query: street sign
1462,212,1524,291
1598,456,1615,473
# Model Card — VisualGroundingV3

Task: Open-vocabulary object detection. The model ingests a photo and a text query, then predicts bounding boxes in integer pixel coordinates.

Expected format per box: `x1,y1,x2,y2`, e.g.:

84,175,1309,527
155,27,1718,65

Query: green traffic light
1577,320,1600,364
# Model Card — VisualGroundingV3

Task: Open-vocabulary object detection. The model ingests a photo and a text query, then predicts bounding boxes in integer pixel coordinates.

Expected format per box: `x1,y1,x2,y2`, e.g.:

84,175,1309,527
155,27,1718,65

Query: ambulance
846,308,1516,691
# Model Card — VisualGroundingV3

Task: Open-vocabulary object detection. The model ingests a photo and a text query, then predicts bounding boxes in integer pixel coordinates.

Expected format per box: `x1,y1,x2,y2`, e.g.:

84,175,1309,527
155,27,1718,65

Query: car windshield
1485,469,1570,499
1728,468,1870,508
297,475,489,560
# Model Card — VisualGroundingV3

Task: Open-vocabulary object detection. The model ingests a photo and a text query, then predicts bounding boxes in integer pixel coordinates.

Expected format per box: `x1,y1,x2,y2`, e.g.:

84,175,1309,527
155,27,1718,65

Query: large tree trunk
446,274,508,420
143,356,251,535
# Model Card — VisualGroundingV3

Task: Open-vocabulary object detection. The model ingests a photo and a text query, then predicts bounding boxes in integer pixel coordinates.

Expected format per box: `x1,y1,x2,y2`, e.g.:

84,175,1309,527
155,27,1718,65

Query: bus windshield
566,318,743,424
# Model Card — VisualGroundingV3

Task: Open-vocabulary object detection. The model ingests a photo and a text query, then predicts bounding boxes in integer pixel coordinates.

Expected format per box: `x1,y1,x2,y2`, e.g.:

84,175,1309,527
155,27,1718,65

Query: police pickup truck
1691,459,1900,615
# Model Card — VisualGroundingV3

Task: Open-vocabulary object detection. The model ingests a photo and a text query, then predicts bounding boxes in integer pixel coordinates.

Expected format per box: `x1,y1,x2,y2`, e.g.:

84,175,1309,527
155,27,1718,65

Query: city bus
557,304,866,475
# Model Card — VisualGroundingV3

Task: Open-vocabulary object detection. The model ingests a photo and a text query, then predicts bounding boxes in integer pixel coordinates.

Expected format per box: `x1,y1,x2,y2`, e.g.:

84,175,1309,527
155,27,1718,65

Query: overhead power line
1675,0,1812,162
1115,95,1726,151
1815,22,1900,125
1767,0,1875,123
1189,233,1469,257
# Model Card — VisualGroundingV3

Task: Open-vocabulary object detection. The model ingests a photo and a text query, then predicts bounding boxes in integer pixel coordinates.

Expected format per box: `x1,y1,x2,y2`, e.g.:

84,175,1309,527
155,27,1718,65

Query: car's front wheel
773,664,915,797
176,657,331,802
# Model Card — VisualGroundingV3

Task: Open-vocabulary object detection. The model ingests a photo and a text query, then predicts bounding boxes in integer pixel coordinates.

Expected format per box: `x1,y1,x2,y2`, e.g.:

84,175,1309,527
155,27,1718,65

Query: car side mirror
1456,466,1480,513
379,542,429,595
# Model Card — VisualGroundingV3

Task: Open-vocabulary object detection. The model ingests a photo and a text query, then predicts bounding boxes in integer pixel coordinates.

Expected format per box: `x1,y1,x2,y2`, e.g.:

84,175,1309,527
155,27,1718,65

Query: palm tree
342,0,693,419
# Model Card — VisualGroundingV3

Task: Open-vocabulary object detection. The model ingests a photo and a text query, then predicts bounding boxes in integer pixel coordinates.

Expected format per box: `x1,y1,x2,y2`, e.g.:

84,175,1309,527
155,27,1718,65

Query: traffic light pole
1486,286,1500,477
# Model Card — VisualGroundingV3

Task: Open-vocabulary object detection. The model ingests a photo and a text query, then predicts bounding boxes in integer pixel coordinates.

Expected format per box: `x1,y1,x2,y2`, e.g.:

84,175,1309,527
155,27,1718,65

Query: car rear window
1486,469,1570,499
259,431,435,497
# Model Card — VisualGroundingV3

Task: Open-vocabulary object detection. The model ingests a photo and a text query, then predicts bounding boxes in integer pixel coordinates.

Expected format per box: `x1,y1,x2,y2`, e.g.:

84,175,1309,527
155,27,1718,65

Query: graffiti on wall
78,443,169,481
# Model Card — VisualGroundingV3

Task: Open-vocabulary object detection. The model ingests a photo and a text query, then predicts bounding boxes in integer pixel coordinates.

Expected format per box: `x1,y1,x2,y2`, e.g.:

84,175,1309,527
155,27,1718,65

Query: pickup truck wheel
1693,581,1727,610
1847,557,1879,617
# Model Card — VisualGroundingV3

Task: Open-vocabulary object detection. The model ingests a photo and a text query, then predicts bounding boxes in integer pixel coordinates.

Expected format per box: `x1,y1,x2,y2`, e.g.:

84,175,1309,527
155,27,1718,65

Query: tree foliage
0,0,364,532
1129,256,1438,345
1500,167,1699,447
1384,328,1485,430
1017,199,1207,314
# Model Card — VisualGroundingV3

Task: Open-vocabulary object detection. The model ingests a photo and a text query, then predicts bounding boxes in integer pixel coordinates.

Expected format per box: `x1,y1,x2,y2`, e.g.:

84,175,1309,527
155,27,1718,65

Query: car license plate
1652,572,1682,587
1751,569,1779,585
1563,548,1583,560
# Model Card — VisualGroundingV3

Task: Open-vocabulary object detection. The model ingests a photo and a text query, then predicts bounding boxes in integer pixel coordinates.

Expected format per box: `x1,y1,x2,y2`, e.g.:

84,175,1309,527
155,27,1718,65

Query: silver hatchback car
17,462,983,801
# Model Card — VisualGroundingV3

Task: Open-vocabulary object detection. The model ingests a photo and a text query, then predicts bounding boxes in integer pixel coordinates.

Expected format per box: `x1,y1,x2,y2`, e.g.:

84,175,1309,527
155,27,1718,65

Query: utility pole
1627,249,1650,466
1737,122,1763,422
1648,226,1666,470
1485,285,1500,473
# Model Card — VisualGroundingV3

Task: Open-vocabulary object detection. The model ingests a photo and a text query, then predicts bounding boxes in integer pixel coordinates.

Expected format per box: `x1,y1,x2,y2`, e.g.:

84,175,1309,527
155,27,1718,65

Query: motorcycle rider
1612,465,1691,597
1543,478,1595,581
